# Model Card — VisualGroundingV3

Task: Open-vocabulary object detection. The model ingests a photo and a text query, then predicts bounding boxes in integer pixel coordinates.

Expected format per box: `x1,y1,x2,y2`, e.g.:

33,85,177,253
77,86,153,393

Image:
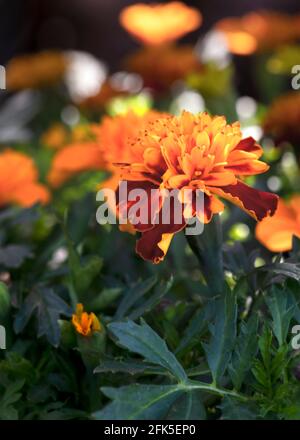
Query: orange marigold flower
72,303,102,336
97,111,168,234
216,11,300,55
263,92,300,146
256,196,300,252
47,141,104,188
6,50,67,90
125,45,202,92
40,123,69,150
98,110,168,190
0,150,50,207
120,2,202,46
116,111,278,263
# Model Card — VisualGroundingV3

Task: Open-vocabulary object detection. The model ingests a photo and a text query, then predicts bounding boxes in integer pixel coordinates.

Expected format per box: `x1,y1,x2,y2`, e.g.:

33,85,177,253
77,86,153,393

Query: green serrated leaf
186,215,224,295
115,275,158,319
94,359,165,376
128,277,173,320
259,326,273,370
259,263,300,282
266,285,296,346
14,286,72,347
176,304,214,355
219,396,259,420
203,289,237,385
93,384,182,420
229,315,258,390
108,320,187,382
65,227,102,296
166,390,206,420
0,380,25,420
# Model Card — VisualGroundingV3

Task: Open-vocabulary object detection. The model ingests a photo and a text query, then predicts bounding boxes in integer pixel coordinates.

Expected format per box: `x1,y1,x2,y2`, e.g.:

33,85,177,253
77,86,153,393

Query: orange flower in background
47,111,166,189
41,123,94,151
125,45,202,92
72,303,102,336
256,196,300,252
40,123,69,150
47,141,104,188
6,50,67,90
120,2,202,46
115,111,278,263
0,150,50,207
263,92,300,146
216,11,300,55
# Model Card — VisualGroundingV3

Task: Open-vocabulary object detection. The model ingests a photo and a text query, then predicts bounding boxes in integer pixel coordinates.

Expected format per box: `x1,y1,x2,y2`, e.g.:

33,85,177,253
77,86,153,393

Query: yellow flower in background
120,2,202,46
40,123,69,150
263,92,300,146
6,50,67,90
216,11,300,55
187,63,233,98
256,196,300,252
267,45,300,74
71,124,97,143
125,45,202,93
41,123,95,151
72,304,102,336
0,150,50,207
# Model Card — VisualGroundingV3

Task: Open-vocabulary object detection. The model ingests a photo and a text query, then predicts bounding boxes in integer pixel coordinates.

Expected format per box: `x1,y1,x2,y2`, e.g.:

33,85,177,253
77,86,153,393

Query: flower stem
186,215,225,296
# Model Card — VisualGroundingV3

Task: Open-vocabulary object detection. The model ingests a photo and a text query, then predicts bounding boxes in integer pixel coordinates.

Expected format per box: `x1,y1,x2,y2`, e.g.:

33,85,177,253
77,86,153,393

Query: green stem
182,379,249,402
186,215,224,296
68,281,78,309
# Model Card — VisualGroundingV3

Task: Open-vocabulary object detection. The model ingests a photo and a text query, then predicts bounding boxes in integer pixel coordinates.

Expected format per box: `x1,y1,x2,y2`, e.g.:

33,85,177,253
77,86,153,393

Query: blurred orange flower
116,111,278,263
6,50,67,90
125,45,202,92
41,123,94,151
47,141,104,188
256,196,300,252
120,2,202,46
216,11,300,55
47,111,165,189
263,92,300,146
72,303,102,336
40,123,69,150
0,150,50,207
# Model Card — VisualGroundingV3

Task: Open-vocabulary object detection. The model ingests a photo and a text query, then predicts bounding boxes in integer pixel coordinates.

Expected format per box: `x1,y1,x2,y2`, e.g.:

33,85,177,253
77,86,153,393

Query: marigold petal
48,142,104,187
136,221,185,263
12,183,50,207
210,181,278,221
255,197,300,252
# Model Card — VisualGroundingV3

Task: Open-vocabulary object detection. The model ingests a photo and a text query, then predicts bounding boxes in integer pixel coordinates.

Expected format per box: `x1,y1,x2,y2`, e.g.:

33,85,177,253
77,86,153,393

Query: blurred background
1,0,300,68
